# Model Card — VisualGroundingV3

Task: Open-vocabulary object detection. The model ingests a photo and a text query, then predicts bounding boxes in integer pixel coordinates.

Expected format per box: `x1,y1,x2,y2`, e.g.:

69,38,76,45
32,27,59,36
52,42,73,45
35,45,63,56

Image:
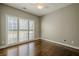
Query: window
7,15,18,44
29,20,34,40
6,15,35,44
19,18,28,42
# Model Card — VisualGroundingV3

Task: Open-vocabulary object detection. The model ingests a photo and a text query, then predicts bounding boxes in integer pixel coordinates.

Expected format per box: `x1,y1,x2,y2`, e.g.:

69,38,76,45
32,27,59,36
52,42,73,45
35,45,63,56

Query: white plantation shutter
6,15,35,44
6,15,18,44
29,20,35,40
19,18,29,42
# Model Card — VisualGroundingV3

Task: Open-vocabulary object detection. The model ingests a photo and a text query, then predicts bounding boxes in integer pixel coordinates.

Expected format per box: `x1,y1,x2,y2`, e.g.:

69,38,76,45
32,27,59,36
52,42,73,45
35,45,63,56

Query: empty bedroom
0,3,79,56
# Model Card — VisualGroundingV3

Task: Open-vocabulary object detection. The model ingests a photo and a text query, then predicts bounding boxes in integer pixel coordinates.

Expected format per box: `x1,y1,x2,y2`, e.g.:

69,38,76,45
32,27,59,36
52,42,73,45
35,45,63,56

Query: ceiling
4,3,71,16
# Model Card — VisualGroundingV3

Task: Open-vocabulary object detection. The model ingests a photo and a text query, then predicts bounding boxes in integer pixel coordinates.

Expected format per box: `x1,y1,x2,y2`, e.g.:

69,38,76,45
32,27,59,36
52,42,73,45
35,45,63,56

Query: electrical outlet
71,41,74,44
64,40,66,42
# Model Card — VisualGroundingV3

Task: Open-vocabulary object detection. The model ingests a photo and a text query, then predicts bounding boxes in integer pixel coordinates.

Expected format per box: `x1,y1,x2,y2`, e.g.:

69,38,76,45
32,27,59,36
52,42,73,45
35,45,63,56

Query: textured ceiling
5,3,71,16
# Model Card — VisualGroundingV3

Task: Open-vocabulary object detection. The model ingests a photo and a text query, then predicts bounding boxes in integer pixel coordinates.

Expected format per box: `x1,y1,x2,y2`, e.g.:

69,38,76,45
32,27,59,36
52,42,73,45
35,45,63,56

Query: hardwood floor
0,40,41,56
0,39,79,56
40,40,79,56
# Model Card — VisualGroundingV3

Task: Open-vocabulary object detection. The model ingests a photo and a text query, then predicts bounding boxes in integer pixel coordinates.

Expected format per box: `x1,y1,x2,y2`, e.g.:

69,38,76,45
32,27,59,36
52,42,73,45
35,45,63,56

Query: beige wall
0,4,40,46
0,5,2,45
41,4,79,47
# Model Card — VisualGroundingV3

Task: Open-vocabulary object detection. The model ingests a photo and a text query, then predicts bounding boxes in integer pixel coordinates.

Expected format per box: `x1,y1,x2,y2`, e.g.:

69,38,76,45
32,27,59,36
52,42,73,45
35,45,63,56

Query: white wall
0,4,40,46
41,4,79,47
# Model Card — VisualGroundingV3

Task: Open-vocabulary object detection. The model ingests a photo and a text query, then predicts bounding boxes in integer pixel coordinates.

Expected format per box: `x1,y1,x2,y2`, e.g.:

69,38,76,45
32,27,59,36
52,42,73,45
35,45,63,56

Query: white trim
41,38,79,50
0,39,38,49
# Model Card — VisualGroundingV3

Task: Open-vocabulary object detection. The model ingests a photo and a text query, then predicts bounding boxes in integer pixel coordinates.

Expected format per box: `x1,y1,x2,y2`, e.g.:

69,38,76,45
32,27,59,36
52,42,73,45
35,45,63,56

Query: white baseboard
41,38,79,50
0,39,38,49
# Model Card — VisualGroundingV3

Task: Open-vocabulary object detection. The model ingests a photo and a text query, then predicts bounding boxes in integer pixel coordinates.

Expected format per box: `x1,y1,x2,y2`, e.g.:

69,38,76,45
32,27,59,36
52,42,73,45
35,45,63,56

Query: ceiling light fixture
36,3,45,9
37,4,44,9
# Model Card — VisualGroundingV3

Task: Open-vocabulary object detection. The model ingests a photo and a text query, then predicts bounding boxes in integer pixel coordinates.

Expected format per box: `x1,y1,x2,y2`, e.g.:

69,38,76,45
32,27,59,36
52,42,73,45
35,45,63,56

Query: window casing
6,15,35,44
